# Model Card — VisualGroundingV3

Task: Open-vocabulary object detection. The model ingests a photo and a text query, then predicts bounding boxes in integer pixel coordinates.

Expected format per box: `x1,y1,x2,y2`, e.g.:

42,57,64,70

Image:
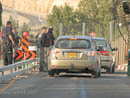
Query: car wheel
48,70,55,77
106,68,112,73
56,71,60,76
91,70,99,78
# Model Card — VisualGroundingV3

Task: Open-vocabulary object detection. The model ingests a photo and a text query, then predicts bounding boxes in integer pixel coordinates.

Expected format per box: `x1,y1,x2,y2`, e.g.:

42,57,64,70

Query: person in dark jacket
39,26,48,72
2,21,15,66
12,27,21,49
47,26,55,46
12,27,21,63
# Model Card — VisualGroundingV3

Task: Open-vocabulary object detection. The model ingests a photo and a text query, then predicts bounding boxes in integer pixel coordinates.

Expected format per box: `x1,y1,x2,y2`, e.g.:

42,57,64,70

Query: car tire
56,71,60,76
48,70,55,77
91,70,99,78
106,68,112,73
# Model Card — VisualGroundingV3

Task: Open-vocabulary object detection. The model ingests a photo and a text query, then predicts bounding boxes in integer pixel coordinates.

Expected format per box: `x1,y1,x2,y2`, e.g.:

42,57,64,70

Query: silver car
92,38,117,73
48,36,101,78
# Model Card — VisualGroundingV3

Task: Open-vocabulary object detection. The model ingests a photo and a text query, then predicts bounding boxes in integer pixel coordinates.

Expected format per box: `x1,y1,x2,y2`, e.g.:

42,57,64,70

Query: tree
47,5,76,37
48,6,63,37
47,0,130,39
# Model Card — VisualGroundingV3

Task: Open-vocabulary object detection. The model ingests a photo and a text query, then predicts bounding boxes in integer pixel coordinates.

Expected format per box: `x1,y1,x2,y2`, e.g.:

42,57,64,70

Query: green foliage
47,0,130,39
48,6,62,37
47,5,76,37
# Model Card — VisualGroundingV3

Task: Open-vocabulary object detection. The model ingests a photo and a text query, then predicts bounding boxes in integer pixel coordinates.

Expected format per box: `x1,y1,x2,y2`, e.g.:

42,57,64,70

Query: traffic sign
89,32,96,38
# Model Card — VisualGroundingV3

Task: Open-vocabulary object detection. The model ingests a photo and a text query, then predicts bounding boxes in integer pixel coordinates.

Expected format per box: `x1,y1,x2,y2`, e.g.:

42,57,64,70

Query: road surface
3,8,45,31
0,72,130,98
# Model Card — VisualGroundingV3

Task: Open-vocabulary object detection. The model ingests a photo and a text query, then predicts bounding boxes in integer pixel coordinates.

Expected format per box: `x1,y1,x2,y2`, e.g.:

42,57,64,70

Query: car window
94,39,107,47
55,39,90,49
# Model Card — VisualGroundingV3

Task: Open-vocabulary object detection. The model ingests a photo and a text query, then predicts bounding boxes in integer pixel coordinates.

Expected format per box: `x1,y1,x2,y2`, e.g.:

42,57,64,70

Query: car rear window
94,39,107,47
55,39,90,49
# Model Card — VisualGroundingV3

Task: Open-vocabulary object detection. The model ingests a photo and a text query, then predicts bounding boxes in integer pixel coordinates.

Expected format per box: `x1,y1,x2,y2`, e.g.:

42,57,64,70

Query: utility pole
59,23,63,36
82,22,86,36
110,21,113,42
128,23,130,77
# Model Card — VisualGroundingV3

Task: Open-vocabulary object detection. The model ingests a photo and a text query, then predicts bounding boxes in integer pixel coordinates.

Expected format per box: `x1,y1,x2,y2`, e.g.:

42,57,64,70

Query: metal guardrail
0,58,39,82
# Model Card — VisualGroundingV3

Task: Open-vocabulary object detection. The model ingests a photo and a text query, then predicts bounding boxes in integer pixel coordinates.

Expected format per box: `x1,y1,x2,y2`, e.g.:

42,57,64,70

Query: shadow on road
55,73,92,79
114,72,127,74
52,71,128,79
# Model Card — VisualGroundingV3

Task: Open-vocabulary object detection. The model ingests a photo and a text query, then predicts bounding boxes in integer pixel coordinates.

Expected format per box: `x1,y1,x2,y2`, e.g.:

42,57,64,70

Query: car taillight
51,50,60,55
88,51,96,56
98,51,109,56
51,65,56,68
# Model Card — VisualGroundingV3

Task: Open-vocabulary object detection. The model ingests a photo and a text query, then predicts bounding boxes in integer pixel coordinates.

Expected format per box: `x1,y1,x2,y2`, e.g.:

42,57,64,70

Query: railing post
2,71,4,83
59,23,63,36
110,21,113,42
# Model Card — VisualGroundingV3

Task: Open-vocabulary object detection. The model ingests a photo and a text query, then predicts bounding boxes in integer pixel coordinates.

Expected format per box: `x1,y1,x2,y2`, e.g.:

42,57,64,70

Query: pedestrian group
0,21,55,72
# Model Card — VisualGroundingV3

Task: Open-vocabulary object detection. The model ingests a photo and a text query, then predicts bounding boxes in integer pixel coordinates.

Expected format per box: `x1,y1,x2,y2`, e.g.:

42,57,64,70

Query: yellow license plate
68,53,77,59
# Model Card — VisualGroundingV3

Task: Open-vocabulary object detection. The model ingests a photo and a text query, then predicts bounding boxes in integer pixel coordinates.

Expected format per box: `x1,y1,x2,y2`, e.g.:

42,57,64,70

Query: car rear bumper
48,59,97,70
101,60,112,68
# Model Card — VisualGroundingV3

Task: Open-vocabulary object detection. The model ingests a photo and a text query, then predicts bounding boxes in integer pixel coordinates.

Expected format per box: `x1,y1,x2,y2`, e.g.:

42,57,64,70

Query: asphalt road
3,8,45,28
0,72,130,98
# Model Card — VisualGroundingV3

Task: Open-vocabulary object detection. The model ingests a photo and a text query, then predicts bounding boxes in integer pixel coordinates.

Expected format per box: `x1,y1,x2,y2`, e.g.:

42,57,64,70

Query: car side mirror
112,48,118,51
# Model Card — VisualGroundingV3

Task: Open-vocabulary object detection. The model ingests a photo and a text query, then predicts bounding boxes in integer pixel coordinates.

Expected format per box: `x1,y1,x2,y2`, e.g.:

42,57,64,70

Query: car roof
57,35,91,40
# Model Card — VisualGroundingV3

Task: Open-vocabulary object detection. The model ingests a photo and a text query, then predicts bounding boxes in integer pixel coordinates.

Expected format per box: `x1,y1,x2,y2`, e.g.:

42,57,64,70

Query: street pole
127,26,130,77
59,23,63,36
128,50,130,77
110,21,113,42
82,22,86,36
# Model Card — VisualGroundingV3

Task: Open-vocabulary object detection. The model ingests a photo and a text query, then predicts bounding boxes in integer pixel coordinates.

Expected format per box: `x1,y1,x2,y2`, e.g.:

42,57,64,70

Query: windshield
55,39,90,49
94,39,107,47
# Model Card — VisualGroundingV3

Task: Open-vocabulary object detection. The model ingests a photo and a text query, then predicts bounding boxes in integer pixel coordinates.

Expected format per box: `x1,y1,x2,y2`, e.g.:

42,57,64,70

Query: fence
59,22,110,38
59,22,129,66
111,22,129,65
111,33,129,65
0,58,39,82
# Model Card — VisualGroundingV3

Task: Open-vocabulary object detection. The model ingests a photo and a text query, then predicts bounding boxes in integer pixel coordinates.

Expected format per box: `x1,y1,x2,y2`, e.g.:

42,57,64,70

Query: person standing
12,27,21,50
12,27,21,63
39,26,52,72
39,26,47,72
47,26,55,46
2,21,15,66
